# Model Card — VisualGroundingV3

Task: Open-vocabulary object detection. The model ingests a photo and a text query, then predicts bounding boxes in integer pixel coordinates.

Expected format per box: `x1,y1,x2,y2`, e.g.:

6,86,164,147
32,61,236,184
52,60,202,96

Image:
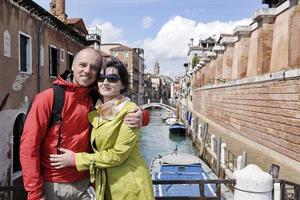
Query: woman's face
98,67,124,102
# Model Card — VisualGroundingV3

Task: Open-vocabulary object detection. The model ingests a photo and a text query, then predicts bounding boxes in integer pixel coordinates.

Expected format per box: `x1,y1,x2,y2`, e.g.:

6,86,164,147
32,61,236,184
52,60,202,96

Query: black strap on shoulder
89,88,101,106
49,85,65,127
50,85,65,154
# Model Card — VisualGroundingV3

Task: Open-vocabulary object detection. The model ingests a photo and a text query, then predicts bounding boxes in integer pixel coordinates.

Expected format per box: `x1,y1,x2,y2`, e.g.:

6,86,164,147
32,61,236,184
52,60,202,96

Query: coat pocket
108,165,141,195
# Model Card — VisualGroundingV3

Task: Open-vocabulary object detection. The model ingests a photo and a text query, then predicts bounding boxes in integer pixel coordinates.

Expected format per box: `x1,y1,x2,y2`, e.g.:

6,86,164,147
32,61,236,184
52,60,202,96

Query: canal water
140,108,198,166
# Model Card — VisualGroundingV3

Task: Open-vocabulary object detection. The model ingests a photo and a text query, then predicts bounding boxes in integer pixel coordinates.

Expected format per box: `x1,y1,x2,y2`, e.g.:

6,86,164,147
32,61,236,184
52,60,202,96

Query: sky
34,0,264,78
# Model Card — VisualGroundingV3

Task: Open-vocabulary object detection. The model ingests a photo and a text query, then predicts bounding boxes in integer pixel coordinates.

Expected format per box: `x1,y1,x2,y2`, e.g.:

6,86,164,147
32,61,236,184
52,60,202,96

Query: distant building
100,43,145,104
143,73,152,103
171,76,180,103
153,60,160,75
143,61,172,104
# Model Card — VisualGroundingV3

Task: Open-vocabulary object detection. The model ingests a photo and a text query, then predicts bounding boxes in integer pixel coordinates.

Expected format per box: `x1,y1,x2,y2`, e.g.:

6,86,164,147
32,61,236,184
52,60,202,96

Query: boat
150,149,233,199
165,117,176,125
161,113,175,122
169,122,186,136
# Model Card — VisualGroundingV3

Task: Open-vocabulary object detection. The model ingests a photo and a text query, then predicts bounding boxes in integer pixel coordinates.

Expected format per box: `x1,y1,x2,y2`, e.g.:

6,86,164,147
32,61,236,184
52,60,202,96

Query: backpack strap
49,85,65,126
50,85,65,153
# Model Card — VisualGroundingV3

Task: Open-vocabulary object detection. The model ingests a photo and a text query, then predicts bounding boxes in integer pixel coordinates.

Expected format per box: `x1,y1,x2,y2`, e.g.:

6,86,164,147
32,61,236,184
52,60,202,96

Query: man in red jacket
20,47,145,200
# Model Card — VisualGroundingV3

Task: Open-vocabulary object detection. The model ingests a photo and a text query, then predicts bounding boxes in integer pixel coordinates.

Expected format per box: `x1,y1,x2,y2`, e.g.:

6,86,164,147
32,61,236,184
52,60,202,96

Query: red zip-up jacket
20,76,93,200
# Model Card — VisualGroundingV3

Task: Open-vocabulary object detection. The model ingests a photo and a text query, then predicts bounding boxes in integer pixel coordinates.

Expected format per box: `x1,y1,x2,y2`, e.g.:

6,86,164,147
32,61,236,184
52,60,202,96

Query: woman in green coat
50,60,155,200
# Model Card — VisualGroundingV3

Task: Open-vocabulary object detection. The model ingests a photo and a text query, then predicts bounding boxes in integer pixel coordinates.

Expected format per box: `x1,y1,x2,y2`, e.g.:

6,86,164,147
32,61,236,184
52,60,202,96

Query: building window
67,52,74,70
60,49,65,62
49,45,59,77
125,50,129,58
19,32,32,74
113,51,118,57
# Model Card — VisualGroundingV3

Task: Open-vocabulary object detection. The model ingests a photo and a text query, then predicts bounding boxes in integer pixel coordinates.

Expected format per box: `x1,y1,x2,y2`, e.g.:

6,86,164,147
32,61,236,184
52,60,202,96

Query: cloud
90,19,125,43
89,16,252,77
142,16,154,29
141,16,252,72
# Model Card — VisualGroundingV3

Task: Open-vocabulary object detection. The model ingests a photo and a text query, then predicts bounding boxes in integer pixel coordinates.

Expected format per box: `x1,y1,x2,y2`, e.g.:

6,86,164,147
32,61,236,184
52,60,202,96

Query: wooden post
211,134,215,153
176,102,179,120
216,137,221,177
237,156,243,171
280,183,286,200
241,151,247,169
295,185,300,200
199,123,209,158
198,123,202,140
221,142,227,165
199,183,205,197
273,182,281,200
216,183,221,200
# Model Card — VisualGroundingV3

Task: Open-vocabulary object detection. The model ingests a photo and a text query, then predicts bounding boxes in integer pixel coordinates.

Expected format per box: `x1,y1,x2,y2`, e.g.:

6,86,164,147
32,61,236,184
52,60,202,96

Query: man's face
72,49,101,87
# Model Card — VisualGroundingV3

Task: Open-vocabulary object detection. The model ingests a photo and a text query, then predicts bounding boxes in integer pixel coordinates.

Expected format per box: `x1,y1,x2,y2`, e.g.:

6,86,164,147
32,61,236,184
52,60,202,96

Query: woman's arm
76,123,140,171
49,123,140,170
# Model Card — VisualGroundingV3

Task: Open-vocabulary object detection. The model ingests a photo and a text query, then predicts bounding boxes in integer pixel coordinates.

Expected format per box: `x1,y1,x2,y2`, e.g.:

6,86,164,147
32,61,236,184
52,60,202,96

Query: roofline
9,0,89,45
101,43,123,46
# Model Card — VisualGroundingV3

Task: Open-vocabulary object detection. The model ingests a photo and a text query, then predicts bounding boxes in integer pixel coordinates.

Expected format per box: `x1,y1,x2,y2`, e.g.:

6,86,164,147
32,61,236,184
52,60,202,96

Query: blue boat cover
153,164,216,197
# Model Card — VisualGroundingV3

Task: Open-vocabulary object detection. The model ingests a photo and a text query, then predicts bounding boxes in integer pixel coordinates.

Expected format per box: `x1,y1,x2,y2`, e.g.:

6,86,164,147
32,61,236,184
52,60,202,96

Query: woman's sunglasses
98,74,120,83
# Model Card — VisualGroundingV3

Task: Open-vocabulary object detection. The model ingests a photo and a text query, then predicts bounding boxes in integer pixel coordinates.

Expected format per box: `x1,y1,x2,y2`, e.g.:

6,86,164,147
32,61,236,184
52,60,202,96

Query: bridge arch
141,103,176,113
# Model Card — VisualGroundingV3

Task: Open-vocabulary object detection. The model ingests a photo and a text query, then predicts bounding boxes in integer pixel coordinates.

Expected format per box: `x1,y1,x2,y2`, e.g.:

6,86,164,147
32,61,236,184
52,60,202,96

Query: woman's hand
49,148,76,169
124,107,143,128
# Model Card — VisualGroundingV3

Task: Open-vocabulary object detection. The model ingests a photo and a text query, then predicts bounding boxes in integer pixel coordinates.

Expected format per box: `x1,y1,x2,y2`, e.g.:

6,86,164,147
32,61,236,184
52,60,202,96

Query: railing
192,122,245,178
0,179,299,200
273,179,300,200
225,150,237,172
153,179,235,200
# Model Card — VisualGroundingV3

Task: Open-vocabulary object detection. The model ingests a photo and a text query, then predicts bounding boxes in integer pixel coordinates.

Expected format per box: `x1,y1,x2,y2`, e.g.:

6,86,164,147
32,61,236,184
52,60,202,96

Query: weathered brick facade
193,79,300,162
192,2,300,163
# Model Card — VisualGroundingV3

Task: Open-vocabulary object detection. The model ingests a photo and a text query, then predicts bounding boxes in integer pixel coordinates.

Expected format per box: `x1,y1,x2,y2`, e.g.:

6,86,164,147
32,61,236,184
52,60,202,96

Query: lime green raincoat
75,101,155,200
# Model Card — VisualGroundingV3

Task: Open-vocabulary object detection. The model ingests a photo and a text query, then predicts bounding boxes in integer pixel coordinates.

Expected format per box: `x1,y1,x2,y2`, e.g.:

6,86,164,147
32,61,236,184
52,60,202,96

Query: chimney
50,0,67,23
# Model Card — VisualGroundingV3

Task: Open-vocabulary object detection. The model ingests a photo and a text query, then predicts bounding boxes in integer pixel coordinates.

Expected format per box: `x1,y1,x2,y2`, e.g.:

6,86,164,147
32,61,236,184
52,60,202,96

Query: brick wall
193,79,300,162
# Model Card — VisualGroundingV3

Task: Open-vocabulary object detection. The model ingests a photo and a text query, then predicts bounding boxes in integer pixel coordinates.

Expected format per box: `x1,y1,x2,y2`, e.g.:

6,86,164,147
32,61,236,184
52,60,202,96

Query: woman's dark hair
98,59,129,94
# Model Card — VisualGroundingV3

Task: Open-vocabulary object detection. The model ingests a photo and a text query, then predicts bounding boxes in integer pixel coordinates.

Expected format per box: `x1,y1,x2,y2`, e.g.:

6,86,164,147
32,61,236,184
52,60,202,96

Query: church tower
153,60,160,75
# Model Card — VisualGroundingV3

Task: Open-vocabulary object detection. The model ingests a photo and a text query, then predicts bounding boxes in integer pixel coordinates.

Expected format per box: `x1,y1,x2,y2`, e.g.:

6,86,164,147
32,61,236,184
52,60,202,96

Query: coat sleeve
20,90,53,200
75,122,140,171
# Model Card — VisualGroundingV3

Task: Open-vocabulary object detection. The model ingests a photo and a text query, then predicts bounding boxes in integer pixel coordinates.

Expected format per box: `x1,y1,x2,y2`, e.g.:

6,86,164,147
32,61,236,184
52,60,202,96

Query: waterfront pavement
192,112,300,184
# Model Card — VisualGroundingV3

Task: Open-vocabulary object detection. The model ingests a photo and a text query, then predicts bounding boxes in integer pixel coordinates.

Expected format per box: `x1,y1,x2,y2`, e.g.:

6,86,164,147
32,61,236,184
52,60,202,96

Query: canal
140,108,198,166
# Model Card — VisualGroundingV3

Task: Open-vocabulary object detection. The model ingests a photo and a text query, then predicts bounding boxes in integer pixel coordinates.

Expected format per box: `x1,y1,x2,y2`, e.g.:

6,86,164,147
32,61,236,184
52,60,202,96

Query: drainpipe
37,17,45,93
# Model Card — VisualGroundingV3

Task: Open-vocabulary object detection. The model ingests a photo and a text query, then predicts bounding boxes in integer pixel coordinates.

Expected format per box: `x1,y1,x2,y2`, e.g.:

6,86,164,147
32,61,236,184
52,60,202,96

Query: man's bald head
72,47,102,87
73,47,102,67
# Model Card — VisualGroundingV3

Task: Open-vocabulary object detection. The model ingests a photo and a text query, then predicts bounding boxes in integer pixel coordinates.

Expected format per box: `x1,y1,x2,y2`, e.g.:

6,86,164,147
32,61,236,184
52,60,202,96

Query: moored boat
161,112,175,122
169,122,186,136
150,149,233,199
165,117,177,125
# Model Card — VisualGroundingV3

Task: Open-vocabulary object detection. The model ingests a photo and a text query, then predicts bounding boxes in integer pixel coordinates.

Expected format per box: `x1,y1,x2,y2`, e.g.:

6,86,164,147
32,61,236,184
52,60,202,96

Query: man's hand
49,148,75,169
124,107,143,128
